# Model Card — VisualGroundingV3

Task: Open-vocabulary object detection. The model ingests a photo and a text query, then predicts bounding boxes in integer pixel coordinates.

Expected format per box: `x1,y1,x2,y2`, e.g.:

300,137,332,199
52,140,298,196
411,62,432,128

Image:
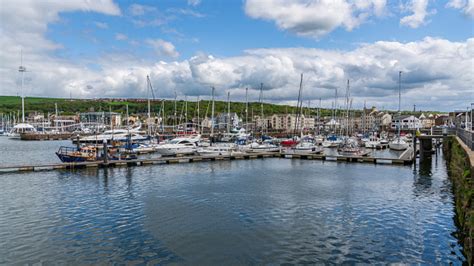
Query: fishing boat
56,144,138,163
155,135,201,156
55,146,98,162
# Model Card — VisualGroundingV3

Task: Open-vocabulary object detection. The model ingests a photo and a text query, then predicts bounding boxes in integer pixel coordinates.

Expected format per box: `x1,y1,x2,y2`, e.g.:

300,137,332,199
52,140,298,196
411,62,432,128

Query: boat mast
345,79,350,137
398,71,402,141
210,87,215,144
19,50,26,123
126,104,129,128
294,73,304,137
245,87,248,131
174,89,177,134
161,100,165,134
185,95,188,126
227,91,231,133
54,102,58,132
318,97,321,135
259,83,264,137
196,96,200,133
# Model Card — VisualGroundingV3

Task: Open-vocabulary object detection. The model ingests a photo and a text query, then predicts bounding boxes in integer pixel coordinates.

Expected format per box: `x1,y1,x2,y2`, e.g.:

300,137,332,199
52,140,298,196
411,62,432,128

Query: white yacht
197,143,236,156
364,135,381,149
389,137,409,151
77,128,146,143
284,141,323,155
155,135,201,156
246,141,280,153
7,123,36,139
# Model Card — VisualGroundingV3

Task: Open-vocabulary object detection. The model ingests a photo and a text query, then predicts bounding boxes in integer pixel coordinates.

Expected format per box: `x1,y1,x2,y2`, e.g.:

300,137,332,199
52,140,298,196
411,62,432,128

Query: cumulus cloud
146,39,180,58
244,0,387,38
446,0,474,18
0,0,472,112
400,0,436,28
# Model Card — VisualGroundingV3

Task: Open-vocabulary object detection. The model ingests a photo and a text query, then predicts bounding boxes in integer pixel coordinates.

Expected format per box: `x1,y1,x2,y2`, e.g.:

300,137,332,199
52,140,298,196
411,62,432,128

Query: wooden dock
0,149,415,174
20,132,73,141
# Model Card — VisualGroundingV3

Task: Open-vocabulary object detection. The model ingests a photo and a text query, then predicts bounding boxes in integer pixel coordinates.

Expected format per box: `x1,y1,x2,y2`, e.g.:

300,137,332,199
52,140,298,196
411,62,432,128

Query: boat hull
55,152,87,163
389,142,409,150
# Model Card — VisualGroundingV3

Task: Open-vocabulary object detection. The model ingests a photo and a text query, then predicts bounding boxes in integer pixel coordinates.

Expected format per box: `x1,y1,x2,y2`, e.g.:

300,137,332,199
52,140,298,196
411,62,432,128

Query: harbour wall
443,136,473,264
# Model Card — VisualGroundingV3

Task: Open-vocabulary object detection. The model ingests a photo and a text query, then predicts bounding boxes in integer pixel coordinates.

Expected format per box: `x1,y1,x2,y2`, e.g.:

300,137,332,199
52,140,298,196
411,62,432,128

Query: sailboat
337,80,369,156
283,74,324,155
389,71,409,151
8,51,37,139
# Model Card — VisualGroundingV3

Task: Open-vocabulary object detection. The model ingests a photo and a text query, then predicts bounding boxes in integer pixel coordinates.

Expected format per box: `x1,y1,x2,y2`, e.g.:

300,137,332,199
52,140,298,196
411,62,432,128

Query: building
435,114,450,126
268,114,315,132
215,113,239,130
80,112,122,127
419,113,435,128
391,115,421,130
375,112,392,131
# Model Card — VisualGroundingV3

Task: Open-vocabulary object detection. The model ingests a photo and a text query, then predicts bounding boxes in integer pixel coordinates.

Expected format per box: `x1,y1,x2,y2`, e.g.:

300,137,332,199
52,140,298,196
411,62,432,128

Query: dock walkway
0,149,415,174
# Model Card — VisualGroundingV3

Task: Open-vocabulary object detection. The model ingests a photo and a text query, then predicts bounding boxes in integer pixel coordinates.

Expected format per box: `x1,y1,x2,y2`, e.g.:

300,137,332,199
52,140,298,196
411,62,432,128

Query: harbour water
0,138,466,264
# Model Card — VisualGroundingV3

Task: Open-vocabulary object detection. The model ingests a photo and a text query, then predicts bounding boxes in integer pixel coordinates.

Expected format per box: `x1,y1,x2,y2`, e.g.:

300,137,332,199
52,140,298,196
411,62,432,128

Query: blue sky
0,0,473,111
46,0,472,60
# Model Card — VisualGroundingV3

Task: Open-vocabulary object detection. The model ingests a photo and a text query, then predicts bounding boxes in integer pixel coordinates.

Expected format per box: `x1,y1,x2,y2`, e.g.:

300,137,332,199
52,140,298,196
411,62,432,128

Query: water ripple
0,153,466,264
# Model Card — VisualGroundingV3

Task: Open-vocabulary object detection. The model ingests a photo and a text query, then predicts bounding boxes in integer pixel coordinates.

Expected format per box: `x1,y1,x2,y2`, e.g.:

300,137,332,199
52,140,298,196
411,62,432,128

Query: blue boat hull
56,152,87,163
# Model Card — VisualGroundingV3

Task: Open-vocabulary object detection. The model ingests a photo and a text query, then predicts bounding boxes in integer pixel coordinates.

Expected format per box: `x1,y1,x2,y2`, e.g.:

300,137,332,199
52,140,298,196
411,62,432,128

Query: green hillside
0,95,435,119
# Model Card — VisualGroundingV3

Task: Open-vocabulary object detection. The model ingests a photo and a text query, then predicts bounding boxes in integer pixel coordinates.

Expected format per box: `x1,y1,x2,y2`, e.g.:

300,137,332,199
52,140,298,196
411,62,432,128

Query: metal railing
456,127,474,151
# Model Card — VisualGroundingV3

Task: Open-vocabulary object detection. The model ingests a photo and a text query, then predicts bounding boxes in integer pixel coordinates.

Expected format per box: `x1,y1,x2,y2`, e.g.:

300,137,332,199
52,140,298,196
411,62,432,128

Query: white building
391,115,422,130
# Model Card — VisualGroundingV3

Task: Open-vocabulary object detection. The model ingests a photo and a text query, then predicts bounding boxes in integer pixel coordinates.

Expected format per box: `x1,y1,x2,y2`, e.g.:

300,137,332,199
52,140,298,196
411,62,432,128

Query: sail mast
227,91,231,133
19,50,26,123
259,83,264,137
398,71,402,140
245,87,248,131
210,87,215,144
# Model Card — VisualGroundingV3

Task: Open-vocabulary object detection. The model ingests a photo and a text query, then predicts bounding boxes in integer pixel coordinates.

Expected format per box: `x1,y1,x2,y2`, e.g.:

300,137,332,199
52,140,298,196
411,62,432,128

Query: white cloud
115,33,128,41
168,8,205,18
146,39,180,58
400,0,435,28
244,0,387,39
446,0,474,18
187,0,201,6
128,4,157,16
0,0,472,112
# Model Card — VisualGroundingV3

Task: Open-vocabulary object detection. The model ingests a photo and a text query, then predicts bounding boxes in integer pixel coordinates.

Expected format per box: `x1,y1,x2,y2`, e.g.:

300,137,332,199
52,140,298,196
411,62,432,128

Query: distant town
1,96,470,137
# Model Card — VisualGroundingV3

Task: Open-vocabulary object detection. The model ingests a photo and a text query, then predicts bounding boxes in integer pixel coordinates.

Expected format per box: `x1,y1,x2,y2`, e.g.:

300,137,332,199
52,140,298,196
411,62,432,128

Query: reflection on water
0,151,465,264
